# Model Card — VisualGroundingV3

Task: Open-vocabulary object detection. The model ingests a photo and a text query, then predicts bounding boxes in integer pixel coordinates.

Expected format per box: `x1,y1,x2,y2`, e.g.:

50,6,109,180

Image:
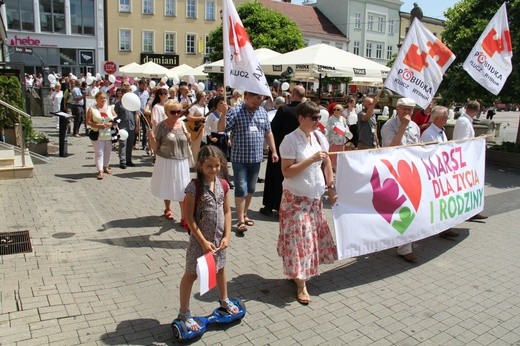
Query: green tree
440,0,519,105
207,2,305,64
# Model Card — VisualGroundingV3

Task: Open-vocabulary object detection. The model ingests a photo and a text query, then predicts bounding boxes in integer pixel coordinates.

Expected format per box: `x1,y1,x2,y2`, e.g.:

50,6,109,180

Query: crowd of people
43,73,489,328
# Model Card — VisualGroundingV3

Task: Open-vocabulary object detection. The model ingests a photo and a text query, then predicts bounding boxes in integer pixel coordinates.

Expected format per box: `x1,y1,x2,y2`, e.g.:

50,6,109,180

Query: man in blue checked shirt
218,91,279,234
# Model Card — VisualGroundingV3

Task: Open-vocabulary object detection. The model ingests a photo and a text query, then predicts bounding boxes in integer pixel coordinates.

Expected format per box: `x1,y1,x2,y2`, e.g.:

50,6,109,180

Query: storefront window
60,49,77,66
70,0,95,35
6,0,35,31
40,0,66,34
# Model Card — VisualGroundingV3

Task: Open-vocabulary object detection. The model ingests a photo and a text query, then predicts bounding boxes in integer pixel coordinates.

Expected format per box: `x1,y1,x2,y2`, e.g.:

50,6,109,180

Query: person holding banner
453,100,488,221
381,97,421,262
178,146,238,331
277,101,338,304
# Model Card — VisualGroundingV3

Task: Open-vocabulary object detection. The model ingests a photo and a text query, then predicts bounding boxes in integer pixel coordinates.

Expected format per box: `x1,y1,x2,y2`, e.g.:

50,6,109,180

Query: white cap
396,97,416,107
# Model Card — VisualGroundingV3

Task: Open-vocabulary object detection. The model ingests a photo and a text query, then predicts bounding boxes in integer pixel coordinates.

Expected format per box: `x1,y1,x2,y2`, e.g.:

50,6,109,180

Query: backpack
182,177,229,233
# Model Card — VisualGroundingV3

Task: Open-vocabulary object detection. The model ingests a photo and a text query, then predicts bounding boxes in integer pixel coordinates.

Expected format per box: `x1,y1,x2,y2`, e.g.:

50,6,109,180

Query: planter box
486,149,520,169
27,142,48,156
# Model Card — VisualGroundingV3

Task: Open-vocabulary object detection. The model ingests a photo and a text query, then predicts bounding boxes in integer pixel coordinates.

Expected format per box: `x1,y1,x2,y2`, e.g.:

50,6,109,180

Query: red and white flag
384,18,455,109
196,252,217,295
333,122,347,136
463,3,512,95
317,122,325,132
222,0,271,96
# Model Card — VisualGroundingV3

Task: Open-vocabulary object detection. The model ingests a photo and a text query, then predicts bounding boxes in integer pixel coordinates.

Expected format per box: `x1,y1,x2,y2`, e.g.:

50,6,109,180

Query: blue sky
290,0,458,20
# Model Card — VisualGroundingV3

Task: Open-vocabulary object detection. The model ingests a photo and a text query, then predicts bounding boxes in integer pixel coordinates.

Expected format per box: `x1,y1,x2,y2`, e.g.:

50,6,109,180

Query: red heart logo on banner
381,160,422,211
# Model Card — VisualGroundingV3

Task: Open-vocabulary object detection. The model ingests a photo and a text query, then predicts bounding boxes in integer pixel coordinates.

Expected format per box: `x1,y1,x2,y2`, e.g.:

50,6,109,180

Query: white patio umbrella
180,64,208,81
121,61,175,78
118,62,140,74
203,48,282,74
260,43,390,83
169,64,193,77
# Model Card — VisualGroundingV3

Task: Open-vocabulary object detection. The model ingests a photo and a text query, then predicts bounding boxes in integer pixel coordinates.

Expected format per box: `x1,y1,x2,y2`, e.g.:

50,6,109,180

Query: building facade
399,11,445,43
312,0,402,66
107,0,222,70
1,0,104,77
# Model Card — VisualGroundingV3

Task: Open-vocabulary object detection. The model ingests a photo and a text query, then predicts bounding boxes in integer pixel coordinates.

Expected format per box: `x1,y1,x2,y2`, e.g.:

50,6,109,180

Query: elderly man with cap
381,97,420,262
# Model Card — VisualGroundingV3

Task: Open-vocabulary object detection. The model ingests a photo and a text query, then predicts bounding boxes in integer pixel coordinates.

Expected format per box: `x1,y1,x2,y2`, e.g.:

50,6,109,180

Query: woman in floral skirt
277,101,338,305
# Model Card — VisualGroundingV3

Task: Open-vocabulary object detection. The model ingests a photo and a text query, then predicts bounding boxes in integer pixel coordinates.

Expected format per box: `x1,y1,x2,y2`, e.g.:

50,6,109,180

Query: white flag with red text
463,3,512,95
384,18,455,109
222,0,271,96
196,252,217,295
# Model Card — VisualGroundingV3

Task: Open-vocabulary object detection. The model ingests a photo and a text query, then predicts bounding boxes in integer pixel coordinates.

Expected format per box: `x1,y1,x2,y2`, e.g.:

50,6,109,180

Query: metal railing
0,98,31,167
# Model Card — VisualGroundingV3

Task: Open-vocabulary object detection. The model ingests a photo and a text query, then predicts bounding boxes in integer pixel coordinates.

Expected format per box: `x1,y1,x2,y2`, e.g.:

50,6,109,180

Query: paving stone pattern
1,116,519,345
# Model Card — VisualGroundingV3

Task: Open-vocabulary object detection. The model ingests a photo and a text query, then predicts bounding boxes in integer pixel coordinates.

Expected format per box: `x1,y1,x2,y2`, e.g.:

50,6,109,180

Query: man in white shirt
381,97,420,262
420,106,448,143
453,100,488,221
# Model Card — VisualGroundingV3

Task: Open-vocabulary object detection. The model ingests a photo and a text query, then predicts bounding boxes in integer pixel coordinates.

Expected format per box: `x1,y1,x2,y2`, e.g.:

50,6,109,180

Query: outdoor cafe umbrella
170,64,194,77
260,43,390,84
118,62,140,75
120,61,175,78
203,48,282,74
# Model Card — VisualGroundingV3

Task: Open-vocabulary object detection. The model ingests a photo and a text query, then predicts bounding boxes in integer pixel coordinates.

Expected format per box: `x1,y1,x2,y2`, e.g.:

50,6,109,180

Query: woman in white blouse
277,101,338,305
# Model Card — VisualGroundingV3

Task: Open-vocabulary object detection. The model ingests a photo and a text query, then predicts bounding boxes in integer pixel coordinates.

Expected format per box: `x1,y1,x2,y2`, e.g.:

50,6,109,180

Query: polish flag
333,122,347,136
463,3,512,95
197,252,217,295
317,122,325,132
222,0,271,96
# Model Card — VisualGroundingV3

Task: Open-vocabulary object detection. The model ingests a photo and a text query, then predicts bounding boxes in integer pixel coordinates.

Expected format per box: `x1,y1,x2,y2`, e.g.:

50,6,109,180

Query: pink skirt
277,189,338,280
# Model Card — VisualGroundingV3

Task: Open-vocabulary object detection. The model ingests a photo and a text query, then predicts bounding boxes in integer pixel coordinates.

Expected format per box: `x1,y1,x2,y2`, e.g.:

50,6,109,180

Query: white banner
222,0,271,96
333,138,486,260
463,3,513,95
384,18,455,109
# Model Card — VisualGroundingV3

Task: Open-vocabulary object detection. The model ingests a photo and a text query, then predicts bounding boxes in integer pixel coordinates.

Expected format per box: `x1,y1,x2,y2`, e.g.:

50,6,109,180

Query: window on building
142,0,153,14
377,17,385,33
70,0,95,35
6,0,35,31
205,35,212,55
388,19,394,35
335,42,343,50
321,41,330,45
205,0,215,20
119,0,131,12
165,32,176,53
143,31,154,52
354,13,361,30
39,0,66,33
187,0,196,18
119,29,132,51
353,41,360,55
367,14,374,31
386,46,393,60
304,39,310,46
186,34,196,54
366,42,372,57
165,0,176,16
376,43,383,59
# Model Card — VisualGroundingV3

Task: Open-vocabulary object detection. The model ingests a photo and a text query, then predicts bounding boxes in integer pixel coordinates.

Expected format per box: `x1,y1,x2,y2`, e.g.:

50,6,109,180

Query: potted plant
0,75,32,145
486,141,520,169
26,131,50,155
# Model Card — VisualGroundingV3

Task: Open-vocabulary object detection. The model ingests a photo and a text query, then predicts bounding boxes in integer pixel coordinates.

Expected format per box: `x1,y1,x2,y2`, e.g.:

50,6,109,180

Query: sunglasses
169,110,182,115
306,115,321,121
333,108,342,111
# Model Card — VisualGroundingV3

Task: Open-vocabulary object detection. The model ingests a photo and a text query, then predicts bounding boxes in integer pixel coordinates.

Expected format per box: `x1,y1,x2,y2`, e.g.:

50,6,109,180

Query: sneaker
120,164,127,169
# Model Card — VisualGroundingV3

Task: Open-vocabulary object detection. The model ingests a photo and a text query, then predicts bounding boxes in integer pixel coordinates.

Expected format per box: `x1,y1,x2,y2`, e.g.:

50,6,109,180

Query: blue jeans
232,162,261,198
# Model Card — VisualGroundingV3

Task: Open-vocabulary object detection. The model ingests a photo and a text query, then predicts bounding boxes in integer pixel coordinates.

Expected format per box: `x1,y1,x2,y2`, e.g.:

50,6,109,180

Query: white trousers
93,139,112,171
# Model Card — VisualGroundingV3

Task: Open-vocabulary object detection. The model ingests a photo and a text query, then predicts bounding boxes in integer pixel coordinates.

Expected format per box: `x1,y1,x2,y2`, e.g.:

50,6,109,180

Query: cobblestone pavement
1,115,519,345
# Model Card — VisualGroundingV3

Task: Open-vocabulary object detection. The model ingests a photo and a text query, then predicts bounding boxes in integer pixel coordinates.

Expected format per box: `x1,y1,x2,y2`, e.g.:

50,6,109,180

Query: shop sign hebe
103,61,117,74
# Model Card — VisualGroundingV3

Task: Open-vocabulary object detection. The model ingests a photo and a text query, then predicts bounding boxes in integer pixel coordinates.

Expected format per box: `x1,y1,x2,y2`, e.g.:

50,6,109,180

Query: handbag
181,122,195,167
88,129,99,141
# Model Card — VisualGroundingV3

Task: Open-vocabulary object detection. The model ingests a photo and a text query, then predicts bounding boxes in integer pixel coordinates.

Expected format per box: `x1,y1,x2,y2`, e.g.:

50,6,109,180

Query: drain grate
0,231,32,256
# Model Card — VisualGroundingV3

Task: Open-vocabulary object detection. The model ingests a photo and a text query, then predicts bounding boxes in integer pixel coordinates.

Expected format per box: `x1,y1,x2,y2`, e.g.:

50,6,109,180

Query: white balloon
161,76,168,83
47,74,56,83
130,85,137,92
95,73,101,81
108,75,116,83
188,75,195,84
172,76,180,85
197,82,205,91
281,82,290,91
86,76,95,85
119,129,129,141
87,72,92,77
149,80,156,89
121,92,141,111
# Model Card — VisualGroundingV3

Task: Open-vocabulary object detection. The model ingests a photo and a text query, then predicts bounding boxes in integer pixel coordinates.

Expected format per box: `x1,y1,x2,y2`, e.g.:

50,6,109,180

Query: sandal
103,167,112,174
219,298,239,315
296,286,311,305
177,310,200,331
97,171,103,180
236,222,248,233
243,216,254,226
164,209,174,220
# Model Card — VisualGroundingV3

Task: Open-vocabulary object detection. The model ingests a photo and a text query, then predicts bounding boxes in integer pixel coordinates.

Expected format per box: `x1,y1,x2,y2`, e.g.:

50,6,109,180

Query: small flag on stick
196,252,217,295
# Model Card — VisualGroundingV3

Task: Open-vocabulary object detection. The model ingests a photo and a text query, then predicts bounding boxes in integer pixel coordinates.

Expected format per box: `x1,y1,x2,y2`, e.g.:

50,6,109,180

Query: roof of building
258,0,348,42
399,12,446,26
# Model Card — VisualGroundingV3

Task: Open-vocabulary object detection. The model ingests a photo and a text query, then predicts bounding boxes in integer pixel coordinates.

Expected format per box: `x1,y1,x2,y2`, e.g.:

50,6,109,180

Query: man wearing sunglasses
218,91,279,234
